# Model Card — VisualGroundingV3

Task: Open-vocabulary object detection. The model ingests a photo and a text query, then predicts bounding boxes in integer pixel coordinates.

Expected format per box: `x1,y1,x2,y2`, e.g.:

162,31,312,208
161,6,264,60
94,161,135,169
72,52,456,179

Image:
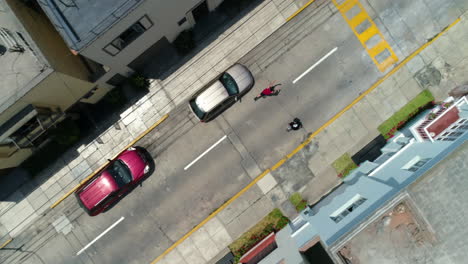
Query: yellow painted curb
0,238,12,250
286,0,317,22
150,168,271,264
50,114,169,209
149,17,461,264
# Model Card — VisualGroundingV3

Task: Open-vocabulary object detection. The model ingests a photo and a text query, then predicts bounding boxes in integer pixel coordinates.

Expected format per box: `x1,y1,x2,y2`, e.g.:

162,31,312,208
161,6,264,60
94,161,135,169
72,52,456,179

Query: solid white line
292,47,338,84
76,216,125,256
184,135,227,170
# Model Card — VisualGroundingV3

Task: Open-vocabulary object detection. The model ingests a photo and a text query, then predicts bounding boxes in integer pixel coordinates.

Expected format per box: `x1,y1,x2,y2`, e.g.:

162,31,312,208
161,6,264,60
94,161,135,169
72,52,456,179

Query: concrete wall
0,70,95,168
0,71,95,125
80,0,223,88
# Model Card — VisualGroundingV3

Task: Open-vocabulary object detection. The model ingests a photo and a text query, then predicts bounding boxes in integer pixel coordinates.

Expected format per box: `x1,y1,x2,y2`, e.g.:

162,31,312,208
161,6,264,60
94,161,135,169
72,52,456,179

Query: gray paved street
2,0,468,263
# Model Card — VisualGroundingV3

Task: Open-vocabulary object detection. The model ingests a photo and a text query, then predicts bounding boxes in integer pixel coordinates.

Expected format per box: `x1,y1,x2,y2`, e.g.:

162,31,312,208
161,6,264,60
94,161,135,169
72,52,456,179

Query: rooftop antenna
9,44,25,53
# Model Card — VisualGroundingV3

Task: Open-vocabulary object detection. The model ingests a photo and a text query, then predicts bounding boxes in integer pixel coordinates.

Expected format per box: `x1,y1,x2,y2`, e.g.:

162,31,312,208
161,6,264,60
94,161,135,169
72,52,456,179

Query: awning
0,104,38,143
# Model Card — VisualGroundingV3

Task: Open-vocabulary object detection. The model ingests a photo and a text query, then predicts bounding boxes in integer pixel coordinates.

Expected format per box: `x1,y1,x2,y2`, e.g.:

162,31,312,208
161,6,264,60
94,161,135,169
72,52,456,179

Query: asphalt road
39,10,383,264
14,0,465,262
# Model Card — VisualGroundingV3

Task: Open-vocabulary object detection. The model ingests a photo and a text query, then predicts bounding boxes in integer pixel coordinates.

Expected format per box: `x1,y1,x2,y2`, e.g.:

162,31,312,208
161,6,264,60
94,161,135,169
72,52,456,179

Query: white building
39,0,226,93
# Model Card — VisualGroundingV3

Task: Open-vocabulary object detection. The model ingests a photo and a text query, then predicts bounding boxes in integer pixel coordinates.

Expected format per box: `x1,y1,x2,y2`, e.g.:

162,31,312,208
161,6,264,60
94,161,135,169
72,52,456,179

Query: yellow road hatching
332,0,399,72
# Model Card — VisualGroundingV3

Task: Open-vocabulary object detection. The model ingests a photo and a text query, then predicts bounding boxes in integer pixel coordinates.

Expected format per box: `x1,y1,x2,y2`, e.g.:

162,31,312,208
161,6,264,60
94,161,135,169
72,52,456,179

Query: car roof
195,80,229,113
225,64,253,93
78,171,119,209
194,64,252,113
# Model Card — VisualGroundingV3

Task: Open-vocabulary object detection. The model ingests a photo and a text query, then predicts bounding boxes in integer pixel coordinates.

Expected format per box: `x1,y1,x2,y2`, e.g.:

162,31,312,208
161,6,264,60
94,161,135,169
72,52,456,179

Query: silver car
189,64,255,122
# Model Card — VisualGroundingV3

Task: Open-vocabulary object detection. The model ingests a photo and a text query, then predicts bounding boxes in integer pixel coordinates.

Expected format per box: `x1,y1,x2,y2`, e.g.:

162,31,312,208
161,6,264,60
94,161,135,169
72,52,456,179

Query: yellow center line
149,17,461,264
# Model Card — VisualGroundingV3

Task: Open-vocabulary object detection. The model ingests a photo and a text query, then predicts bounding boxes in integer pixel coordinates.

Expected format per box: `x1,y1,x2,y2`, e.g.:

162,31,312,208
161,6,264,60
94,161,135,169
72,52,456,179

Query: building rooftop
337,142,468,264
300,131,467,247
412,97,468,141
427,107,459,137
38,0,143,51
0,1,50,114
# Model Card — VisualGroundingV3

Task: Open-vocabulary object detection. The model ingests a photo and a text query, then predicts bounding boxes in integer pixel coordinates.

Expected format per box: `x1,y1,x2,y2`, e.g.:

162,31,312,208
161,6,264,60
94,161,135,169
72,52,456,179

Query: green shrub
290,193,308,212
229,208,289,261
332,153,358,178
130,73,150,90
378,90,434,139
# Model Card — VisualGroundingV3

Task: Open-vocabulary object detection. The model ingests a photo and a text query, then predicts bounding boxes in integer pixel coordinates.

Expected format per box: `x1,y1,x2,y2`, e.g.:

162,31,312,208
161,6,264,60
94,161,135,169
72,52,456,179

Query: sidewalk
154,11,468,264
0,0,302,246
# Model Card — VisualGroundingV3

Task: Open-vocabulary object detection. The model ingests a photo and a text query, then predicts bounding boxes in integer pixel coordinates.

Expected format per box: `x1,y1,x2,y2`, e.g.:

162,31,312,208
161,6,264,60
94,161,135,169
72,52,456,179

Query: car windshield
190,99,206,119
108,160,132,187
220,73,239,96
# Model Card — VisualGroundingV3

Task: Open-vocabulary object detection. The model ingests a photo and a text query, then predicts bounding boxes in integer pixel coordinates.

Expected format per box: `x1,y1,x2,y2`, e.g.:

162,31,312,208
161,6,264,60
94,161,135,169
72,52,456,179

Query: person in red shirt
254,83,282,101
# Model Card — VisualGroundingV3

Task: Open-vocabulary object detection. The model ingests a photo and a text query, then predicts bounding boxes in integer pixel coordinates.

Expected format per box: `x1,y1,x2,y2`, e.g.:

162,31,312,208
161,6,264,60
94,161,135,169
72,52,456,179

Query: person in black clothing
287,118,303,131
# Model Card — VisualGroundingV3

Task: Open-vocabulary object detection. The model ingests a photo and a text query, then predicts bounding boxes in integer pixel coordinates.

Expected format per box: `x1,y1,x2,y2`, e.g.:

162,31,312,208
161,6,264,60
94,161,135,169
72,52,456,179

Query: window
330,195,367,223
449,132,463,137
189,100,206,119
103,16,152,55
108,160,132,187
220,73,239,96
402,156,430,172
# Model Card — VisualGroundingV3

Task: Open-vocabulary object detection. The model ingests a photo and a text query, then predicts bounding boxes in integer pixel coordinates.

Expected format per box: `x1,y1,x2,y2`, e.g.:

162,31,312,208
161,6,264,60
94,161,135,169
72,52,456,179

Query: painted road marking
292,47,338,84
76,216,125,256
150,18,460,264
0,238,12,250
184,135,227,170
286,0,317,21
332,0,398,72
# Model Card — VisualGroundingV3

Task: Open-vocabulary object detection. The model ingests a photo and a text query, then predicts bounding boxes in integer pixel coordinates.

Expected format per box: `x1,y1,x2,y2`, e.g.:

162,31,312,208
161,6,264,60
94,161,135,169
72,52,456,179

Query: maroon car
76,147,151,216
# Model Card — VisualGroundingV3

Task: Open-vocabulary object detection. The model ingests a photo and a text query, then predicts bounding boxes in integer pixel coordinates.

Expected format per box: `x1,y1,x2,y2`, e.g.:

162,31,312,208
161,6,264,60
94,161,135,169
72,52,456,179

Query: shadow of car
75,146,154,216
